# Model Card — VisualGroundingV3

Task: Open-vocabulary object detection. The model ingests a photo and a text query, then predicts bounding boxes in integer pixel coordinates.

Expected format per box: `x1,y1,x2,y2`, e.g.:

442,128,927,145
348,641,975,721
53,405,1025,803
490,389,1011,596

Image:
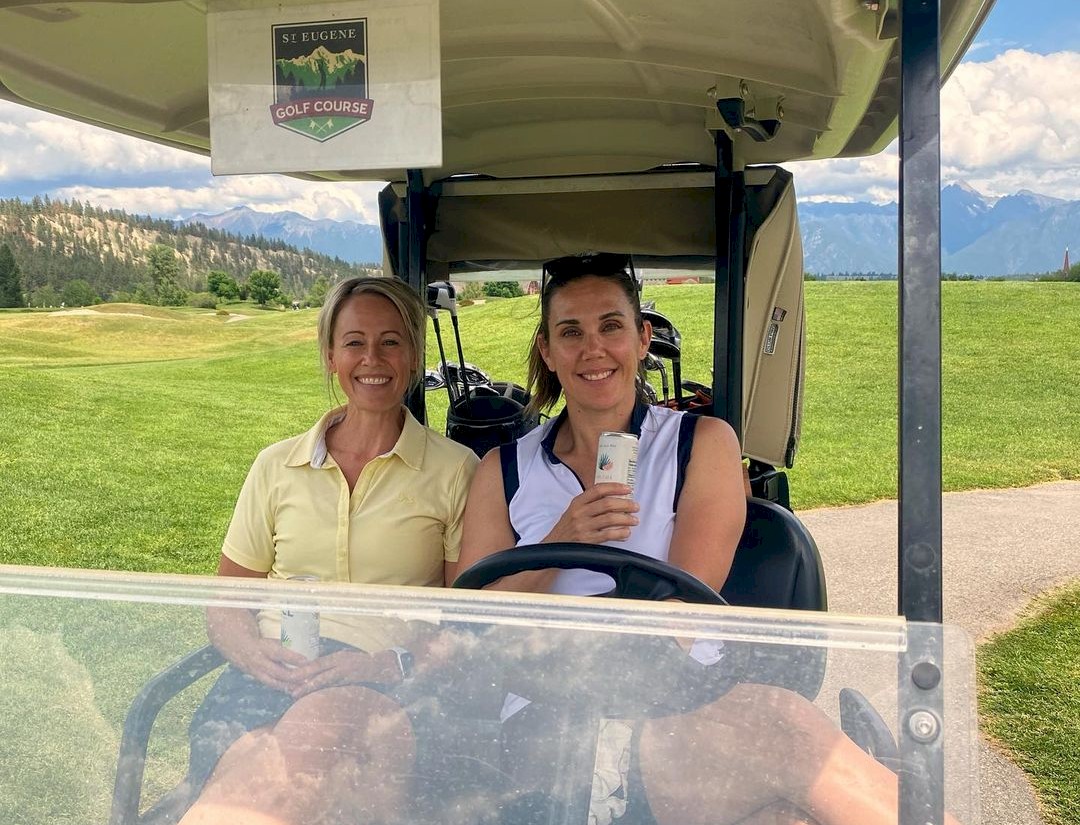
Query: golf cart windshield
0,567,977,825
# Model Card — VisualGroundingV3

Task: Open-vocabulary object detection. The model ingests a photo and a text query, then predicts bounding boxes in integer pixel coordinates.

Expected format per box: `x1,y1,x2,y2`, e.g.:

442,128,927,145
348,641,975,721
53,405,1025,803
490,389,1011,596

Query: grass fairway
979,584,1080,825
2,283,1080,572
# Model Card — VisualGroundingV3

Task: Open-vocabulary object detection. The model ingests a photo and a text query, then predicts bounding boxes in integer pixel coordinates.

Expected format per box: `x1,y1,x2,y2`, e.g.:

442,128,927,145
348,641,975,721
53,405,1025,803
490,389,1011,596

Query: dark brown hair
527,254,647,416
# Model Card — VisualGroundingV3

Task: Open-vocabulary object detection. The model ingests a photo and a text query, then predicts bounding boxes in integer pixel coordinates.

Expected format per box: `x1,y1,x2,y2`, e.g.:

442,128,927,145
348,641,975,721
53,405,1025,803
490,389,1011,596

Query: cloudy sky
1,0,1077,221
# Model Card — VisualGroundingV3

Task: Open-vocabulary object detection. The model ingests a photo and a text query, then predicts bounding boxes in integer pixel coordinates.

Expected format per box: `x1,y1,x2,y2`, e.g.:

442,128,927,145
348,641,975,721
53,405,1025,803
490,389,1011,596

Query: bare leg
179,686,415,825
638,683,939,825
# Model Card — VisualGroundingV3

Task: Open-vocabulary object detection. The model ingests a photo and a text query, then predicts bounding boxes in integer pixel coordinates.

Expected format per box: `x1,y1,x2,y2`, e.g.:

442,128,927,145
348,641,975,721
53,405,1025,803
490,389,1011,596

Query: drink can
595,432,638,492
281,575,320,660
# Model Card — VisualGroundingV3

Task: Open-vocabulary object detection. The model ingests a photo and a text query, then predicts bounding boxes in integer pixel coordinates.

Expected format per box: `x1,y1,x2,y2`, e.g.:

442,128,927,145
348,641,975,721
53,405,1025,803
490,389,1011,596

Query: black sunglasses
540,253,640,296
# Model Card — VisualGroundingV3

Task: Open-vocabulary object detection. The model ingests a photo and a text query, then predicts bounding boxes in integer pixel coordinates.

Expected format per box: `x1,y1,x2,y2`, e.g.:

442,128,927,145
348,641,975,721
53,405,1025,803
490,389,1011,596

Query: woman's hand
225,635,311,693
543,483,639,544
286,649,401,699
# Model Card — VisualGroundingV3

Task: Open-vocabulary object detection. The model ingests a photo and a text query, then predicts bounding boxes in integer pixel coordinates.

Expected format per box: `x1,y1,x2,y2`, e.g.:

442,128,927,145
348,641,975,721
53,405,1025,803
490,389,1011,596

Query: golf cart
0,1,992,824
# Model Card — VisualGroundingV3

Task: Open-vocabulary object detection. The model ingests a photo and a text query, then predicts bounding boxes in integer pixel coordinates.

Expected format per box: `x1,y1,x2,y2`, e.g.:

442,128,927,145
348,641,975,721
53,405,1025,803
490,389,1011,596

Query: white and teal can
281,574,320,660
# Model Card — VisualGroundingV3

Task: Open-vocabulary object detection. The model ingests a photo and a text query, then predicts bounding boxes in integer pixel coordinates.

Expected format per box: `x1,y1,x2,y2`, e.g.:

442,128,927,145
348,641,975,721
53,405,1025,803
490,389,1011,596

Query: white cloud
54,177,385,223
788,49,1080,203
941,49,1080,199
0,101,205,180
0,100,384,221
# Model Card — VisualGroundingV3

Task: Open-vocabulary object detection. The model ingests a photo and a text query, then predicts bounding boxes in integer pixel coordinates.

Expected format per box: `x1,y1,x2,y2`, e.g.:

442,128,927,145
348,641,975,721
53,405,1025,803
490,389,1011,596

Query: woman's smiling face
537,275,651,413
327,293,415,415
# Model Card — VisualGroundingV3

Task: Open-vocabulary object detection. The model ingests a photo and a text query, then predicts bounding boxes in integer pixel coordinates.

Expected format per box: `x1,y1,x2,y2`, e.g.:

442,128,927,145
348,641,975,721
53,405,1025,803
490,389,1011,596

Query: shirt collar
285,406,426,470
541,401,649,464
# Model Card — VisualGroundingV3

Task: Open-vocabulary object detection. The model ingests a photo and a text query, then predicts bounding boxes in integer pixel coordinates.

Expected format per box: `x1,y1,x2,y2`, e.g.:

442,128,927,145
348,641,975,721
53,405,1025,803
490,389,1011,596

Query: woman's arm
667,416,746,592
458,449,557,591
206,554,309,692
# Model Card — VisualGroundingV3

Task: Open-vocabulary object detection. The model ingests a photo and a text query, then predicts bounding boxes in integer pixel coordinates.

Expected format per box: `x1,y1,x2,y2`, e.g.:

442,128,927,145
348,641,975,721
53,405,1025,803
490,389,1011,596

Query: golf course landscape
1,280,1078,823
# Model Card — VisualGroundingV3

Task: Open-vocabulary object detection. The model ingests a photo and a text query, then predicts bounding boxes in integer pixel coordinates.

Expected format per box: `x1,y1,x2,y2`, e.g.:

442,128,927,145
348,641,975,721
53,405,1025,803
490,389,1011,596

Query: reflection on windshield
0,571,976,825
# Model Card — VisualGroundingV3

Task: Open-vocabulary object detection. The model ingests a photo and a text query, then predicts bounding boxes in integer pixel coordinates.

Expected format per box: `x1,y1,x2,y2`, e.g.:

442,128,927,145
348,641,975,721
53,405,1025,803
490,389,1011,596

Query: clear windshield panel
0,567,977,825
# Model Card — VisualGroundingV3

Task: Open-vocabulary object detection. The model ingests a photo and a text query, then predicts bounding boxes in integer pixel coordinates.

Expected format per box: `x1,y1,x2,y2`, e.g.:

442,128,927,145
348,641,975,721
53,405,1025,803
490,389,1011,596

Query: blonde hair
317,276,425,391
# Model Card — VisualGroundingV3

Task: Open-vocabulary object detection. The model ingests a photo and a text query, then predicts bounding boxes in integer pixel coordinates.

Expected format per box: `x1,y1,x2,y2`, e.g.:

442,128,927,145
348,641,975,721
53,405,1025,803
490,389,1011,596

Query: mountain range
185,185,1077,278
181,207,385,266
800,183,1077,276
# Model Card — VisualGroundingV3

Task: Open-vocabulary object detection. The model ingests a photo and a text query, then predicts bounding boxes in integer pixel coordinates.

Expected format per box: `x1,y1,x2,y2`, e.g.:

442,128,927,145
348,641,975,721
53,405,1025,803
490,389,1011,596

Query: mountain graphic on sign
277,46,366,95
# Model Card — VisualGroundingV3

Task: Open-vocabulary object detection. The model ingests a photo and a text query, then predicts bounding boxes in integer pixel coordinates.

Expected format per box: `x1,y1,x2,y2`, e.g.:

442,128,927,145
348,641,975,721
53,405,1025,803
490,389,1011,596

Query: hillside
0,197,372,306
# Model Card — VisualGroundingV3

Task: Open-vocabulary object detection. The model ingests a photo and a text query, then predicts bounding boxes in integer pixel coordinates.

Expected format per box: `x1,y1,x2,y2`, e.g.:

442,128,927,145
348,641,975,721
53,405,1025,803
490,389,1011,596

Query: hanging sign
207,0,441,175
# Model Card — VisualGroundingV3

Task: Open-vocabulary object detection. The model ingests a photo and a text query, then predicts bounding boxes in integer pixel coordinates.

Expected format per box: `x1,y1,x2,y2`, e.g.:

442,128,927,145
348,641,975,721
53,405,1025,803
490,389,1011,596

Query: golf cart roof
0,0,993,181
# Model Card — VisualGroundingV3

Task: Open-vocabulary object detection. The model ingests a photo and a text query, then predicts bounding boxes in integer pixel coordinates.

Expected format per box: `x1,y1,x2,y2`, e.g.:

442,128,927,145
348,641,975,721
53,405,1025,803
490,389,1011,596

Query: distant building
1064,247,1071,275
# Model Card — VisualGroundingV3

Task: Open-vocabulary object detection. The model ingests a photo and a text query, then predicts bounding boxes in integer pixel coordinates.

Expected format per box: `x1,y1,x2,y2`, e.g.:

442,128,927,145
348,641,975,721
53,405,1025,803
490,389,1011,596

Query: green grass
979,584,1080,825
3,284,1080,573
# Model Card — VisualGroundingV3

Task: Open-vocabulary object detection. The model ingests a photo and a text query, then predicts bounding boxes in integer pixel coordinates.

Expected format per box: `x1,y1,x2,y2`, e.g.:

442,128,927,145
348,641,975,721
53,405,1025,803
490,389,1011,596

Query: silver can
281,575,320,660
595,431,638,492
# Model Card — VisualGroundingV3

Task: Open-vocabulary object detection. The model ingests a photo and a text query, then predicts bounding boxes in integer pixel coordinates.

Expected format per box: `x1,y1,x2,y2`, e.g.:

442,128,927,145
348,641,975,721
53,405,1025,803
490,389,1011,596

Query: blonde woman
181,276,478,825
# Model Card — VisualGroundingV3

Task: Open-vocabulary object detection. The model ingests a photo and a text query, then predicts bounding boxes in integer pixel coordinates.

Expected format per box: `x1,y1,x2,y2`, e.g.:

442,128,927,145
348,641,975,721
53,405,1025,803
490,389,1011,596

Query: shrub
187,292,218,309
460,282,485,301
483,281,523,298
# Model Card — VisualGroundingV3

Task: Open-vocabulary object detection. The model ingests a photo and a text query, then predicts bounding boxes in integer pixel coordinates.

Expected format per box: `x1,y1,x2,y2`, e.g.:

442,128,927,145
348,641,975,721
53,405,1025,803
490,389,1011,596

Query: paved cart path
798,480,1080,825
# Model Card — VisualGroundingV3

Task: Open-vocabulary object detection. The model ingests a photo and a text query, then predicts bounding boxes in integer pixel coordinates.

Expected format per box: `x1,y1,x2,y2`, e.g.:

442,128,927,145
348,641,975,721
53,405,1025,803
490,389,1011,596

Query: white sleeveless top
501,403,698,595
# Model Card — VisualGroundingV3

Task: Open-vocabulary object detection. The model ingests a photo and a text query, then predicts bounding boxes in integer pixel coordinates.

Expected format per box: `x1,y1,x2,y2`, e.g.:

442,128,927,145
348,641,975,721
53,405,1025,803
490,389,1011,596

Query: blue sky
0,0,1077,221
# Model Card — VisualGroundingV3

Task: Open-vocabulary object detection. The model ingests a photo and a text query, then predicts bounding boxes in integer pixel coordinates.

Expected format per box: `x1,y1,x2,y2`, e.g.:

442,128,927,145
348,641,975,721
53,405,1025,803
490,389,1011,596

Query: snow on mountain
181,206,383,265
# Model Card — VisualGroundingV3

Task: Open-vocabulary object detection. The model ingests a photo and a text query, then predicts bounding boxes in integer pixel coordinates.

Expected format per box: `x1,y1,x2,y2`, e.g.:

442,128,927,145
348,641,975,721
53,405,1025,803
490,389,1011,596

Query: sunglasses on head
540,253,640,296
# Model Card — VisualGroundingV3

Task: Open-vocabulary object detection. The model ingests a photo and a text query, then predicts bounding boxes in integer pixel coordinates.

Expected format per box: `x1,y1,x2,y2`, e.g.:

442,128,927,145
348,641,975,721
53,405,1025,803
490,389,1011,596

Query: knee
276,687,414,758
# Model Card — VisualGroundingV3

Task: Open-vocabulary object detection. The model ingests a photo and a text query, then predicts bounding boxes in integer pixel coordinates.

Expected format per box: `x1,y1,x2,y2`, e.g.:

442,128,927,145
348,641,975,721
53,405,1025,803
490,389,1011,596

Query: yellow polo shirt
223,407,478,651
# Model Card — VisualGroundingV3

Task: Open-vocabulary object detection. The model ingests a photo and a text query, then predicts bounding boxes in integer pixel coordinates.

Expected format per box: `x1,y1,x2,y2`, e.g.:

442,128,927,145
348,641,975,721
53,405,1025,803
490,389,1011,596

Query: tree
248,269,282,305
146,244,188,306
306,275,331,307
483,281,523,298
1068,262,1080,283
30,285,61,308
61,278,98,307
207,269,240,300
0,243,24,307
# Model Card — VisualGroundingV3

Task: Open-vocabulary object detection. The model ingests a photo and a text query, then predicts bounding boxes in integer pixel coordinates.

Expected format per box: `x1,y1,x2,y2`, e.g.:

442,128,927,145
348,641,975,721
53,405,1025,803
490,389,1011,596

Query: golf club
425,303,457,408
643,352,669,403
427,281,473,407
643,308,683,408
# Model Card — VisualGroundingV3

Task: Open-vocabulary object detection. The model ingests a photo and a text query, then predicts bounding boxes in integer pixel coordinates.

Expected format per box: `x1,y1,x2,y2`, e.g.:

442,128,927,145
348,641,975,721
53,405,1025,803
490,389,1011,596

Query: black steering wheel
453,542,728,606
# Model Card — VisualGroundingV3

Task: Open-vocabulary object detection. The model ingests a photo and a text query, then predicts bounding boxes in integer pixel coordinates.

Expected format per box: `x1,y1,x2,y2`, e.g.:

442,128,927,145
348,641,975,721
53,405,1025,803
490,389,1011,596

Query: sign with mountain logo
207,0,441,175
271,20,373,142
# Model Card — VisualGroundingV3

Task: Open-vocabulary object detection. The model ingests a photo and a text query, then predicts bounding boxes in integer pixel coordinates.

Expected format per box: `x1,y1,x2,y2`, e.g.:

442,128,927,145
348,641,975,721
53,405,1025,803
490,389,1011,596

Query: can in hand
595,432,638,493
281,574,320,660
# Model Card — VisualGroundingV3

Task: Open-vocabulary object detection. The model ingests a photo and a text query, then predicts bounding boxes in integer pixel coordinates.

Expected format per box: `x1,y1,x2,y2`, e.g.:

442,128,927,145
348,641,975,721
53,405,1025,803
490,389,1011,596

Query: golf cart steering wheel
454,542,728,606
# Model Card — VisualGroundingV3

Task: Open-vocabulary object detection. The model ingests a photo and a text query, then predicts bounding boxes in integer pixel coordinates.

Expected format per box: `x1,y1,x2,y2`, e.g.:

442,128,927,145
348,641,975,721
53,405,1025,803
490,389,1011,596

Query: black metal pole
712,131,745,442
897,1,945,824
404,169,427,423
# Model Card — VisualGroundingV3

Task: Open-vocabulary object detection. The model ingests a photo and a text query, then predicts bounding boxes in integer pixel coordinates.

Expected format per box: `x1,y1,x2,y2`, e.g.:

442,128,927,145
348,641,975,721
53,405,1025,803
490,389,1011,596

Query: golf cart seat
722,497,826,612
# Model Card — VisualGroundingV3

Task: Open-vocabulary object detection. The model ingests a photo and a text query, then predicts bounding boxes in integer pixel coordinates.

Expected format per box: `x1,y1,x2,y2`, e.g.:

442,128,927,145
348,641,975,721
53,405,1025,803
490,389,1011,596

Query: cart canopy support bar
404,168,428,423
897,1,946,824
712,131,746,443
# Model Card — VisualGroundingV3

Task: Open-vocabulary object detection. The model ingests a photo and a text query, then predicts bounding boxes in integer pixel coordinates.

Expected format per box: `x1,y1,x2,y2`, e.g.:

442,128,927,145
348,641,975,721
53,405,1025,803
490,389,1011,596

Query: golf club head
427,281,458,317
642,353,665,372
642,309,682,361
423,369,446,391
439,362,492,389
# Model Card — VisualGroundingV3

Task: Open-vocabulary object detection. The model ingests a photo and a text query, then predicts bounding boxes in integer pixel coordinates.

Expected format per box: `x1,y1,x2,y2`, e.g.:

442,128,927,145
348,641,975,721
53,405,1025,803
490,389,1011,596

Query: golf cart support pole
712,131,746,443
897,1,946,825
404,169,427,423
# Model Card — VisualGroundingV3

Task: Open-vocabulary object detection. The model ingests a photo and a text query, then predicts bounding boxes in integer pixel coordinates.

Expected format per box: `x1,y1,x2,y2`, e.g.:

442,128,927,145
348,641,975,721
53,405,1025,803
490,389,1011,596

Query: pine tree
0,243,24,307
